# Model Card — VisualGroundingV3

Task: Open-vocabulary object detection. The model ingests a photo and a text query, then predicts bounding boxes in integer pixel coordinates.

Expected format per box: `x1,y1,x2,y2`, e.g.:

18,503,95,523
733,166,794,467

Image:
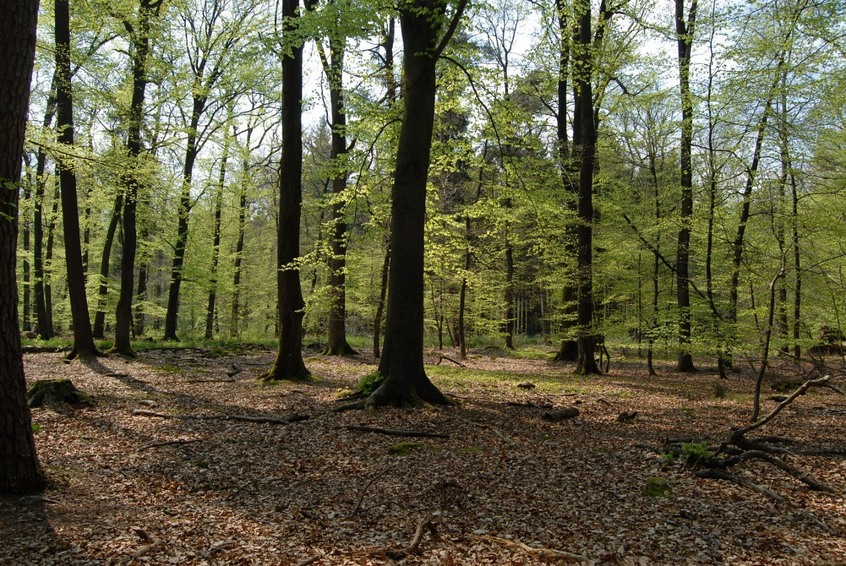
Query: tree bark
205,129,230,340
369,0,467,406
113,0,161,355
261,0,310,382
0,0,45,494
675,0,697,372
56,0,99,360
553,0,578,362
318,30,357,356
32,78,58,340
573,0,600,375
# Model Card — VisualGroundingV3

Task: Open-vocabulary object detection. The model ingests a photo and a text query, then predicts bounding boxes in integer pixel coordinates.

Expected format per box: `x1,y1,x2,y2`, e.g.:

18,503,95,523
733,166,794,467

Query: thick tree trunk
369,0,466,407
675,0,697,372
573,0,600,376
0,0,45,494
56,0,99,360
261,0,310,382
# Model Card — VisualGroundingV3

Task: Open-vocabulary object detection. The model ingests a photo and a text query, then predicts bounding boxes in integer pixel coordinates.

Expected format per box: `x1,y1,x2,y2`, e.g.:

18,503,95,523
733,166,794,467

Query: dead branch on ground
343,424,449,438
472,534,587,563
132,409,308,425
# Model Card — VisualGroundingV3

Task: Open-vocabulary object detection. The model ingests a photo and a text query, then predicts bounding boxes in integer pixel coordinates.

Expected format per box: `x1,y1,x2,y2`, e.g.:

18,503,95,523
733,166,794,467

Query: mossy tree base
27,379,92,408
365,369,452,409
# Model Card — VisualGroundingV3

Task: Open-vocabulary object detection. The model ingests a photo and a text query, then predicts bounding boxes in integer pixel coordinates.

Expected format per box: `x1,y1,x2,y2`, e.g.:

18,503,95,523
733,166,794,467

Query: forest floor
2,345,846,565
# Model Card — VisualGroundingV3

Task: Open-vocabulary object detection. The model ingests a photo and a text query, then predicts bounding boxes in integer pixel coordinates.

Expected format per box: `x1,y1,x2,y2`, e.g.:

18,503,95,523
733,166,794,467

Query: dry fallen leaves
1,347,844,565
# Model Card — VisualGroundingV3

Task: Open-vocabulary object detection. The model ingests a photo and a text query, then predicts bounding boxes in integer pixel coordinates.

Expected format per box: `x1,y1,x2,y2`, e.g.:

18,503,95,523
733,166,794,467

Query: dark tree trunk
93,189,123,338
553,0,578,362
33,79,57,340
134,257,148,337
573,0,600,375
371,18,397,360
372,242,390,359
205,132,230,340
261,0,310,382
113,0,160,355
44,167,60,334
368,0,467,407
230,126,252,338
504,226,515,350
164,94,205,341
0,0,45,495
55,0,99,360
675,0,697,372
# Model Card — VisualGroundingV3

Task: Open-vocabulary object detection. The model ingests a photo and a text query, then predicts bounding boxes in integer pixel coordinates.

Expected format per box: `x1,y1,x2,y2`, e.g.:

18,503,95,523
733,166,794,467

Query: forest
1,0,846,563
11,0,846,368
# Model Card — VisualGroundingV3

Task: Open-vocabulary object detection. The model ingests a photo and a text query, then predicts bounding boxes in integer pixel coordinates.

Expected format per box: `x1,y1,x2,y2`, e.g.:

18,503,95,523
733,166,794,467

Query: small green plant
643,476,672,497
31,423,42,433
356,372,383,395
388,442,424,456
662,441,712,467
713,383,727,398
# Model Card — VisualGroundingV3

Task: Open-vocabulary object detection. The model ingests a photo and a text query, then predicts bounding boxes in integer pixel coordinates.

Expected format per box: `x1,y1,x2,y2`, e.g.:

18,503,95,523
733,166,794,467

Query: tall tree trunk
317,32,356,356
573,0,600,375
205,132,230,340
33,80,57,340
0,0,45,495
113,0,160,355
56,0,99,360
261,0,310,382
230,126,252,338
368,0,467,407
163,94,205,341
675,0,697,372
553,0,578,362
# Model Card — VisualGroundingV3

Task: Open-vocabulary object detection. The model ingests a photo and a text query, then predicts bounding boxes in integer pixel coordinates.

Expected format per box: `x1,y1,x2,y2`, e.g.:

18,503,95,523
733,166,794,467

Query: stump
27,379,92,408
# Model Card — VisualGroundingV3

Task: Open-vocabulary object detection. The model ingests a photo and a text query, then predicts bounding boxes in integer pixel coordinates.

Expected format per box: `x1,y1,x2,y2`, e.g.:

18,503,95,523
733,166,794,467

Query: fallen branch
132,409,308,425
694,469,786,503
343,425,448,439
185,378,236,384
437,355,465,367
473,534,587,563
353,465,397,515
734,374,833,441
384,516,441,558
135,438,202,451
